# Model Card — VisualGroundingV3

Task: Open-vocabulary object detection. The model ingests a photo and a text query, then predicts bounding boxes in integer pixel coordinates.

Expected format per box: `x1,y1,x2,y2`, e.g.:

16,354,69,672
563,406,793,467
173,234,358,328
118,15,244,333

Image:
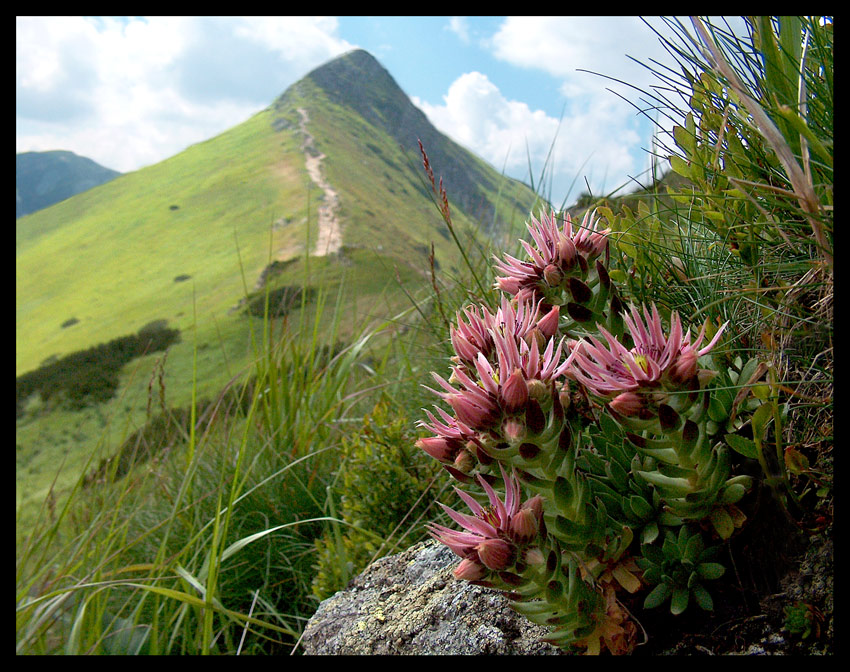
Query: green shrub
311,400,446,601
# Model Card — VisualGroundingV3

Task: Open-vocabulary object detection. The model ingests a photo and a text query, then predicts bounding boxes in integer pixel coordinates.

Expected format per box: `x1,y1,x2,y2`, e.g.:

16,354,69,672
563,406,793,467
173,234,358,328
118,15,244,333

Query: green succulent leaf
683,531,705,564
719,482,748,505
658,511,684,527
605,460,630,491
643,582,672,610
696,562,726,581
691,583,715,611
708,507,735,540
629,494,654,520
670,586,690,615
725,433,758,459
640,520,660,545
641,542,665,566
708,396,730,423
636,470,694,497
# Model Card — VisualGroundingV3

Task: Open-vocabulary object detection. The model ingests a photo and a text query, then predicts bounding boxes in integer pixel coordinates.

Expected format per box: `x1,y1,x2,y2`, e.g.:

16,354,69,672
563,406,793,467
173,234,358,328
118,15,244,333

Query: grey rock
299,539,564,655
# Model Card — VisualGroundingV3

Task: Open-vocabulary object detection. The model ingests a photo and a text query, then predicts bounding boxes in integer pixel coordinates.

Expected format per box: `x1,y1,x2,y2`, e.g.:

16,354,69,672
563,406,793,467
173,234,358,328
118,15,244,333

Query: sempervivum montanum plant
417,208,761,654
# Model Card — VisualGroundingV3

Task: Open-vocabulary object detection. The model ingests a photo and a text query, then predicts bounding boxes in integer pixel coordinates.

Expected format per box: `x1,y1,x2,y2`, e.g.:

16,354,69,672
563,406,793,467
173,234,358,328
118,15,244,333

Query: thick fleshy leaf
696,562,726,581
691,583,714,611
643,582,672,610
670,586,690,615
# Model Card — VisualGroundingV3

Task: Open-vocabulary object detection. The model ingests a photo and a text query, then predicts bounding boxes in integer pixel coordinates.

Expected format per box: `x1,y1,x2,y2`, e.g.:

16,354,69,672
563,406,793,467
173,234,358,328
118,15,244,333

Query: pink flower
450,297,561,368
427,465,543,572
500,368,529,413
494,209,610,301
451,304,497,364
566,303,727,398
453,557,488,581
424,300,570,433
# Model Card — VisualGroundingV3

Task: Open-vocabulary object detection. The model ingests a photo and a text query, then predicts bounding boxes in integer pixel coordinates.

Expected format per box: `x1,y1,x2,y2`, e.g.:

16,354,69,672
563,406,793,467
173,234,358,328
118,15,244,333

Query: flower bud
543,263,563,288
448,394,492,428
416,436,460,462
557,237,577,267
523,547,546,566
500,368,529,413
523,326,546,351
608,391,645,417
536,306,560,339
476,538,514,571
496,276,521,295
501,417,526,444
521,494,544,519
509,507,540,544
451,330,482,364
526,378,549,404
668,347,698,385
454,557,488,581
453,448,476,474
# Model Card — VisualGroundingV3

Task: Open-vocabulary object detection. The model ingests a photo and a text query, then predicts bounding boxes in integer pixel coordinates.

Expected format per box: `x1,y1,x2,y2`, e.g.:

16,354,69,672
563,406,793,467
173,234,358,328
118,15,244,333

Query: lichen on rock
299,539,563,655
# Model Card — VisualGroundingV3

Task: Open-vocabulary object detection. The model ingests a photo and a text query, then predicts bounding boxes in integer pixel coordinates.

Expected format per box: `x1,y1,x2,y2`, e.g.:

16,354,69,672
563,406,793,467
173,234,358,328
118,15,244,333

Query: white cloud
413,69,644,205
446,17,472,44
468,16,697,199
489,16,684,97
414,72,559,171
16,16,354,173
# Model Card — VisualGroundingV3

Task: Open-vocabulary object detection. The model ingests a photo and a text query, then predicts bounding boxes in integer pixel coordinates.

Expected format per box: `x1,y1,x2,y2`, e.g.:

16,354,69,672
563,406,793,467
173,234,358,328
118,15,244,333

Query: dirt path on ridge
297,107,342,257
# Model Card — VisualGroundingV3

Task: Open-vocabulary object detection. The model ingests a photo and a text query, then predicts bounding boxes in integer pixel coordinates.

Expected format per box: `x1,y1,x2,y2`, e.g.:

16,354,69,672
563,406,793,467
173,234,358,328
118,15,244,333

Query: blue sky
16,16,729,207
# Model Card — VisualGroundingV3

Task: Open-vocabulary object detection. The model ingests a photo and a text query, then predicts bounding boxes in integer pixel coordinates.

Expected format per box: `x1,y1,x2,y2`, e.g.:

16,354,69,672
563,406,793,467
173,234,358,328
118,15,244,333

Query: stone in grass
299,539,563,655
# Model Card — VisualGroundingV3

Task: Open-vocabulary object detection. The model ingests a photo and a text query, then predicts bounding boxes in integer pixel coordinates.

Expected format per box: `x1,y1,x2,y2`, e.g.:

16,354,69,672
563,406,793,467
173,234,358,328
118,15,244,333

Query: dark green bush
243,285,317,318
16,322,180,416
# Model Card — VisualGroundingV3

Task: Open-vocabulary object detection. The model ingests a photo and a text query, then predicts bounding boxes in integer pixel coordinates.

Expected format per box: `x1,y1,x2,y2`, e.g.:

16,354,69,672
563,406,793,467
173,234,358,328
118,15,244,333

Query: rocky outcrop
299,539,562,655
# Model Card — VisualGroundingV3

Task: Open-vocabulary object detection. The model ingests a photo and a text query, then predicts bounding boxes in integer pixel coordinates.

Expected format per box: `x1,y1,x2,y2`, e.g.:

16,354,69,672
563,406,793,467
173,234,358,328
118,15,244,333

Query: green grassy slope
16,107,311,378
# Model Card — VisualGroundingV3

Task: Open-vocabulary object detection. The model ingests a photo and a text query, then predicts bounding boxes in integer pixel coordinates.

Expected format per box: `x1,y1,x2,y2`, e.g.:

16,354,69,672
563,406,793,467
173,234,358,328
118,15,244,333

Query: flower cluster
494,209,609,302
418,296,570,478
416,205,749,655
449,296,560,369
566,303,727,419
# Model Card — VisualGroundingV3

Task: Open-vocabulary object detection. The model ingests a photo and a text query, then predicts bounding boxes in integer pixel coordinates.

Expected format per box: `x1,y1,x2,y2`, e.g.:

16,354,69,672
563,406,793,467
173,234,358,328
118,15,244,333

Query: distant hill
16,150,121,218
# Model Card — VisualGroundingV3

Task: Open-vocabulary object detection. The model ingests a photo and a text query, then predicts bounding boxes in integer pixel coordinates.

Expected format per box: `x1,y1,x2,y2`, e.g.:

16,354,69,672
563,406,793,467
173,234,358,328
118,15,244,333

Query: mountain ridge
15,46,542,528
16,150,121,218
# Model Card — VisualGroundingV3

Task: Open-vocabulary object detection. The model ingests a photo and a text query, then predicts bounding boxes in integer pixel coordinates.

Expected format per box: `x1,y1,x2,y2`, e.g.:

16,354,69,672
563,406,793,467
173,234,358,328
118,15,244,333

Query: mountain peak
304,49,417,140
287,49,517,218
